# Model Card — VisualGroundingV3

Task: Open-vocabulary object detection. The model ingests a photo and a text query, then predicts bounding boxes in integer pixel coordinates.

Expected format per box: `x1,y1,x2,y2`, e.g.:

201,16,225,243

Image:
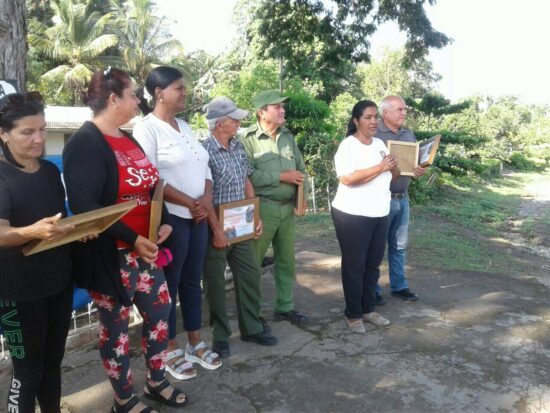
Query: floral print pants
90,249,171,400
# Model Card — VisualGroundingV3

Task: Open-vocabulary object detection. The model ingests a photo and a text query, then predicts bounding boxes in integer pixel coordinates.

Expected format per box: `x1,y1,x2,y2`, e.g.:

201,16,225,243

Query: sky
155,0,550,105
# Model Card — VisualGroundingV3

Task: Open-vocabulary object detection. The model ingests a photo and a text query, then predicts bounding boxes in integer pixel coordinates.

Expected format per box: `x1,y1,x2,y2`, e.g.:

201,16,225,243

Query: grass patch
296,212,334,237
418,173,534,237
409,214,521,274
519,204,550,246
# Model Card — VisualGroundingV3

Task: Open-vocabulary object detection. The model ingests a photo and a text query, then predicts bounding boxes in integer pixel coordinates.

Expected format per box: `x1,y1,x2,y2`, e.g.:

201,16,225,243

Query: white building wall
45,132,65,156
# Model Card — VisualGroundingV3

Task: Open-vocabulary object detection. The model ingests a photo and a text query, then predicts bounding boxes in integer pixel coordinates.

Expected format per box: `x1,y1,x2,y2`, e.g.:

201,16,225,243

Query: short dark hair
346,100,378,136
255,104,268,121
139,66,184,115
83,67,132,115
0,92,45,168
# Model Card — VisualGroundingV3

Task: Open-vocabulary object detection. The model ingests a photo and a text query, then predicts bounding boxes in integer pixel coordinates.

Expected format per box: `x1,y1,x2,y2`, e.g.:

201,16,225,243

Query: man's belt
391,193,407,199
259,196,294,205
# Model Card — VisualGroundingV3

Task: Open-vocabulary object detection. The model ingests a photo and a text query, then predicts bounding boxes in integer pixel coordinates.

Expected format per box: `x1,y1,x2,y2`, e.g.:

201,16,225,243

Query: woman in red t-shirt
63,68,187,412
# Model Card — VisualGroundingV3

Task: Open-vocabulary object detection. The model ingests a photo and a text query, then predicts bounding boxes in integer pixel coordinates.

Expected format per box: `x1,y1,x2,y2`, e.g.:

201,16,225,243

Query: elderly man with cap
202,96,278,358
240,90,310,325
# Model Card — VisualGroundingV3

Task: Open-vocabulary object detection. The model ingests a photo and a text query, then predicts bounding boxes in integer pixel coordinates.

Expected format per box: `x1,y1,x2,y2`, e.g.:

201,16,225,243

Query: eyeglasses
0,91,44,115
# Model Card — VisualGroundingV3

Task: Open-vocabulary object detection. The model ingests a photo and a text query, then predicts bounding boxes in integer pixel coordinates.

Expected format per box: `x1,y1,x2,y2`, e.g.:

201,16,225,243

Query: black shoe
261,256,274,267
212,340,230,358
241,330,278,346
375,293,387,306
274,309,309,325
259,316,272,334
391,288,419,301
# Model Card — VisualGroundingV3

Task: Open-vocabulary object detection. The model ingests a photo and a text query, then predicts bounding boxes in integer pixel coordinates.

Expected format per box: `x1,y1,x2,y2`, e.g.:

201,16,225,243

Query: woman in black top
0,92,74,413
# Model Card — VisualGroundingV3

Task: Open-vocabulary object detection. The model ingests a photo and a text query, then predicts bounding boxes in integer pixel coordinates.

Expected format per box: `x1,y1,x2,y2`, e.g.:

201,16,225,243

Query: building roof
45,106,140,131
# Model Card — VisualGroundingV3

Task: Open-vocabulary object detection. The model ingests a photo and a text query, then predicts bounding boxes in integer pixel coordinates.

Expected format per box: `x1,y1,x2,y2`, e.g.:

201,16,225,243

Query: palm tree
28,0,118,103
109,0,183,84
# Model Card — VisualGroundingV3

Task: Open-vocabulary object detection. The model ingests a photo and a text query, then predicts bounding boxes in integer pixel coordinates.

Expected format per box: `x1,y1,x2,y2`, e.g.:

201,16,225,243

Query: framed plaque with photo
218,197,259,245
23,201,137,256
418,135,441,167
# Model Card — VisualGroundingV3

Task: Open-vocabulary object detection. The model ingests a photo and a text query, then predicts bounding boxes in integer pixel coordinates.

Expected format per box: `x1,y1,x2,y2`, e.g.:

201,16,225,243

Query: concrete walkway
1,251,549,412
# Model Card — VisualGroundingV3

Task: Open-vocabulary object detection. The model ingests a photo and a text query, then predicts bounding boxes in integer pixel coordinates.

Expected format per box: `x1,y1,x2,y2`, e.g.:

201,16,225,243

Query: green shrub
409,168,442,204
471,158,502,177
507,152,545,171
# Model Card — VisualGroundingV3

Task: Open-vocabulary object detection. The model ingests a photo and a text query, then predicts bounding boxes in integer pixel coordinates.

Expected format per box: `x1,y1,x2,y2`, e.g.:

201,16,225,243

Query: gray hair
207,116,228,131
380,95,405,116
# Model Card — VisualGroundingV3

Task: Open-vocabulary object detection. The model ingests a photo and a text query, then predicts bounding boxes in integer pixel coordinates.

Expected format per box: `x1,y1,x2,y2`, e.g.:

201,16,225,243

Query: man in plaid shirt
202,97,278,359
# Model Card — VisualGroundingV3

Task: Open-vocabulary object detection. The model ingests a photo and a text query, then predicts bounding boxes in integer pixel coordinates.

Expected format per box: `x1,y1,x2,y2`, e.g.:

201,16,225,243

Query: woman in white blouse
134,67,221,379
331,100,399,333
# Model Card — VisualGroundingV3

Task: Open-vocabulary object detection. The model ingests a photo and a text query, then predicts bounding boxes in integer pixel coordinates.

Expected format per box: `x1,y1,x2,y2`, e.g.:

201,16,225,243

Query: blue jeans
376,194,410,294
164,215,208,338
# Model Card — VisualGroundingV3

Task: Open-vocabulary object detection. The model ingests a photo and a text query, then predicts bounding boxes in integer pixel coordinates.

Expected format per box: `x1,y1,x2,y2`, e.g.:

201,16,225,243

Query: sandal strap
166,387,186,404
146,379,171,394
191,341,219,363
192,341,208,352
165,348,184,361
147,379,185,404
173,360,194,374
114,395,153,413
199,349,218,364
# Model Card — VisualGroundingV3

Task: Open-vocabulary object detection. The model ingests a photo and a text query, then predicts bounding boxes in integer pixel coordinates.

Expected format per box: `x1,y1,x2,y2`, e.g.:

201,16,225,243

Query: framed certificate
23,201,137,256
149,179,165,243
387,140,419,176
218,198,259,245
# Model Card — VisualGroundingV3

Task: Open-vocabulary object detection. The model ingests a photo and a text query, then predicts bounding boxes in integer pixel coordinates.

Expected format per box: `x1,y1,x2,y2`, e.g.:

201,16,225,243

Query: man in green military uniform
240,90,309,325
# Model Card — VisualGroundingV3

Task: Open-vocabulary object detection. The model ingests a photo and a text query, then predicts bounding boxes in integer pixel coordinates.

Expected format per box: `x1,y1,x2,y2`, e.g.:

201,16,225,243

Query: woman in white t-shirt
134,67,222,379
331,100,399,333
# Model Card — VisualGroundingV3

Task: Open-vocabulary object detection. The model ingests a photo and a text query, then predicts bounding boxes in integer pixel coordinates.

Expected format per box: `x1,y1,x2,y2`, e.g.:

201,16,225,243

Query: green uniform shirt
240,122,309,203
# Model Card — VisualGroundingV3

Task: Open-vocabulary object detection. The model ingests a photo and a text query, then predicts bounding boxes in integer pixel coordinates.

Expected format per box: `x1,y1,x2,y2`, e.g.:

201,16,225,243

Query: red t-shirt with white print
104,134,160,248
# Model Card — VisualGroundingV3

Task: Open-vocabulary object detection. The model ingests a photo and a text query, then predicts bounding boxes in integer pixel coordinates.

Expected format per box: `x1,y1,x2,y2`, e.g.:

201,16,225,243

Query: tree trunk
0,0,27,91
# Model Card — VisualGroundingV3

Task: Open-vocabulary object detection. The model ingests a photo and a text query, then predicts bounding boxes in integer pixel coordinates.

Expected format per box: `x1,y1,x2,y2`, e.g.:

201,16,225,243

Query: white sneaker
345,318,366,333
363,312,390,327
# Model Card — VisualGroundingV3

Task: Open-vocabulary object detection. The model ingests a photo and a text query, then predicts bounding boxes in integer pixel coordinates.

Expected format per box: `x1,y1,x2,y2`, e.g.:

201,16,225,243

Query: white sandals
184,341,222,370
164,349,197,380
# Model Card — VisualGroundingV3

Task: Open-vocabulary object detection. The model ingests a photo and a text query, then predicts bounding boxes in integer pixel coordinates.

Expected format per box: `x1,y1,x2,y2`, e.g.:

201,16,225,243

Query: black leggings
332,207,389,319
0,285,72,413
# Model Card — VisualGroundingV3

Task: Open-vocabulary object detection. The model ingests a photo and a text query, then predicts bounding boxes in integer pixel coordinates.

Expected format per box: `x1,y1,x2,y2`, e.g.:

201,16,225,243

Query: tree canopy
245,0,451,99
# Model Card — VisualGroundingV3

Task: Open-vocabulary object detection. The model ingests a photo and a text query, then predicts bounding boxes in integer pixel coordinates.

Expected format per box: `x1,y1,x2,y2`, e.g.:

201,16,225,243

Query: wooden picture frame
149,179,165,243
387,140,419,176
23,201,137,256
218,197,259,245
294,183,305,217
418,135,441,167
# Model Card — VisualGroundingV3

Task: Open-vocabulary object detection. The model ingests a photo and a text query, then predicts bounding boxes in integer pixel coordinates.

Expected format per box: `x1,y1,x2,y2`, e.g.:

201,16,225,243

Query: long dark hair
83,67,132,115
0,92,45,168
346,100,378,136
139,66,184,115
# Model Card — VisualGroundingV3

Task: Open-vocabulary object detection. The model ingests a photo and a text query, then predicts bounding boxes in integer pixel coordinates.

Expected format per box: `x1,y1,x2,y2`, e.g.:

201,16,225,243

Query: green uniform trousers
254,199,296,314
203,234,263,342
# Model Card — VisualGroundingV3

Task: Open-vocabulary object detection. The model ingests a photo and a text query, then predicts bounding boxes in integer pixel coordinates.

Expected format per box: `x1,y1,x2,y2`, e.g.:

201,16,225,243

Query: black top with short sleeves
0,159,71,301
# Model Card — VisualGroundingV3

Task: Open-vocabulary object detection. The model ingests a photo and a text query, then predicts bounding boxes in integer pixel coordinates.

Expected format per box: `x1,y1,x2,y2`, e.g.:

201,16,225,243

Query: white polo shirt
331,135,391,217
133,114,212,219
